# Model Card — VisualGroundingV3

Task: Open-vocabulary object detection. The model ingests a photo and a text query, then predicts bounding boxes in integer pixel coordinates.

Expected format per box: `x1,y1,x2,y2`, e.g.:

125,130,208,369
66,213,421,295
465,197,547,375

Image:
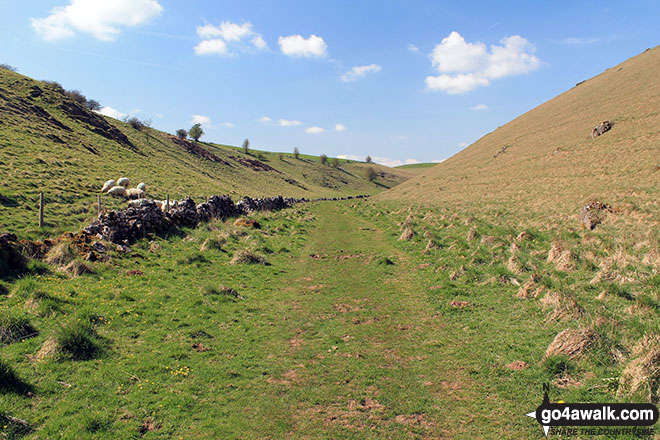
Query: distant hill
383,46,660,218
394,163,439,175
0,68,409,237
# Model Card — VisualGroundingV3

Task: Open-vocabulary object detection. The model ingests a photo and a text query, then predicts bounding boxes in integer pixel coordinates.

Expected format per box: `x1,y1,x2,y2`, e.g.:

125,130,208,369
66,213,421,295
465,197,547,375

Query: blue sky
1,1,659,166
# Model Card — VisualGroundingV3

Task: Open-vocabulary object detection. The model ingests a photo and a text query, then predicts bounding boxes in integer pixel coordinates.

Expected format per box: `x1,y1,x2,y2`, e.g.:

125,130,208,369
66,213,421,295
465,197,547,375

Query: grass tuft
55,320,103,361
230,250,267,265
0,313,37,344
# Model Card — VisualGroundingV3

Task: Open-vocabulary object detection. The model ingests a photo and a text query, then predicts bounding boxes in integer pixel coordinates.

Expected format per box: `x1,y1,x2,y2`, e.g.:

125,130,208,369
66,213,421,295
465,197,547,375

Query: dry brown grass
540,291,584,322
44,241,76,266
398,228,415,241
516,276,544,299
547,242,575,271
544,327,599,360
230,250,267,265
617,333,660,402
590,247,638,284
60,260,93,278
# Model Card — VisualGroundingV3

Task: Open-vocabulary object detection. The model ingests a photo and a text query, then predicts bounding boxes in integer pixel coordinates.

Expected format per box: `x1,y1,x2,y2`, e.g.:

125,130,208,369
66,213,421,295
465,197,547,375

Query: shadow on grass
0,361,34,396
0,413,33,438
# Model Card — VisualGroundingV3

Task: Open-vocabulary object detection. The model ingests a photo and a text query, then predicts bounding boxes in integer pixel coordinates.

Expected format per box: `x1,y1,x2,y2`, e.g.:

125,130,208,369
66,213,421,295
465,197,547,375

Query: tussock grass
202,284,244,300
44,241,76,266
200,235,226,252
544,327,599,360
618,333,660,402
0,313,37,344
230,250,267,265
54,320,103,361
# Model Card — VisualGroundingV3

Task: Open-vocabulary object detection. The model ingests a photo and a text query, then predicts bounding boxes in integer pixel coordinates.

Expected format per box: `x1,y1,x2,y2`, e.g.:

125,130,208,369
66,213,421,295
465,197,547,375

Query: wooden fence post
166,194,169,212
39,191,44,227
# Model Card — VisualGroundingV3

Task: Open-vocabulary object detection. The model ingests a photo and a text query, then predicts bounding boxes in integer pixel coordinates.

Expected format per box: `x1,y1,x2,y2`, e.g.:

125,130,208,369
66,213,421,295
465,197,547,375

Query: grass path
3,202,545,439
236,202,478,439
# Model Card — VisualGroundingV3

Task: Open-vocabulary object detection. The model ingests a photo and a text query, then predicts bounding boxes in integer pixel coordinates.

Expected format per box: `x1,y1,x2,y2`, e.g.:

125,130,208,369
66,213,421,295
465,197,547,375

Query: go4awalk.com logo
525,384,658,437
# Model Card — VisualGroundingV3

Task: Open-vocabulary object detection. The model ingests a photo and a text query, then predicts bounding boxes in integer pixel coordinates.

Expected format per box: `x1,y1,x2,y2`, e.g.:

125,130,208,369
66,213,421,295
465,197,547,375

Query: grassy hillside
0,68,406,238
343,162,413,189
383,46,660,219
394,162,438,175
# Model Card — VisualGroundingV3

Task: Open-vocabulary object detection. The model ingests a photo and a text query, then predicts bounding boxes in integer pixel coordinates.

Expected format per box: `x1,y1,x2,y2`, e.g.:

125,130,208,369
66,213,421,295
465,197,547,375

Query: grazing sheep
126,188,145,200
117,177,130,187
107,186,127,197
101,179,116,193
137,182,146,192
128,198,152,208
159,200,177,211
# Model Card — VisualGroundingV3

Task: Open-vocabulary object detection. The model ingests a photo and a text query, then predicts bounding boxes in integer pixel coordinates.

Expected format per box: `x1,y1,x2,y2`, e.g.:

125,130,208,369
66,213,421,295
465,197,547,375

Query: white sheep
137,182,146,192
117,177,130,188
126,188,145,200
159,199,177,211
101,179,116,193
128,198,151,208
107,186,127,197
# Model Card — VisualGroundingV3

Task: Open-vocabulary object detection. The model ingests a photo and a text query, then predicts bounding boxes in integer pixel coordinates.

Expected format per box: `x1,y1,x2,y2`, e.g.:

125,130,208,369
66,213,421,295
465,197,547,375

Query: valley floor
5,199,654,439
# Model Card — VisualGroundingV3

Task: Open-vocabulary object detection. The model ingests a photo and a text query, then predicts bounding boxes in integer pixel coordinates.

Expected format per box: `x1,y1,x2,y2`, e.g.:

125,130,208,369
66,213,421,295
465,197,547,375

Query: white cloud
257,116,272,124
191,114,211,126
430,32,487,73
278,34,327,57
426,31,541,94
407,44,420,53
252,35,267,50
96,106,126,119
335,123,346,132
194,38,228,56
337,155,409,168
425,73,489,94
397,135,409,140
305,126,325,134
155,113,164,119
458,141,469,147
432,158,447,163
219,121,234,128
558,37,600,46
336,154,362,161
31,0,163,41
340,64,381,82
470,104,488,111
194,21,267,56
405,159,419,164
371,156,403,167
278,119,303,127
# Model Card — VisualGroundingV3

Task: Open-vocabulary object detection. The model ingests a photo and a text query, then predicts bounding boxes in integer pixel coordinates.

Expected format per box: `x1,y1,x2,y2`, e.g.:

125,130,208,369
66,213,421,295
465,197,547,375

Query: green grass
2,199,660,438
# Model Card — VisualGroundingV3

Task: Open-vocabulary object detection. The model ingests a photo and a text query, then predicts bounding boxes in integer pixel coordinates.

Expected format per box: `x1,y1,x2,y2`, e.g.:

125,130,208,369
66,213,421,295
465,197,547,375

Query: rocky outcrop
591,121,613,138
579,200,612,230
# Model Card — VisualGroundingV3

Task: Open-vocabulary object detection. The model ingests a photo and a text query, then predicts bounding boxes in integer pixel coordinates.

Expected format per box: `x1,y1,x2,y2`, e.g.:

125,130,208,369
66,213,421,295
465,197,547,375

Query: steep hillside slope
383,46,660,218
0,69,401,237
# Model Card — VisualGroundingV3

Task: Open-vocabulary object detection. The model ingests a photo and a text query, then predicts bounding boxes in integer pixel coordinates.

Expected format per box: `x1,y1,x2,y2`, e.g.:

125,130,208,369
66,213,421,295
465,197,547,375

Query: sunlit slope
382,46,660,217
0,68,404,236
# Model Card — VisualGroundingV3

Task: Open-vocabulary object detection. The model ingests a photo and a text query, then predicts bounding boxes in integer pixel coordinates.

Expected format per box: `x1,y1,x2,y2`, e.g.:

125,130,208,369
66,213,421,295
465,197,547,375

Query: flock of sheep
101,178,177,211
